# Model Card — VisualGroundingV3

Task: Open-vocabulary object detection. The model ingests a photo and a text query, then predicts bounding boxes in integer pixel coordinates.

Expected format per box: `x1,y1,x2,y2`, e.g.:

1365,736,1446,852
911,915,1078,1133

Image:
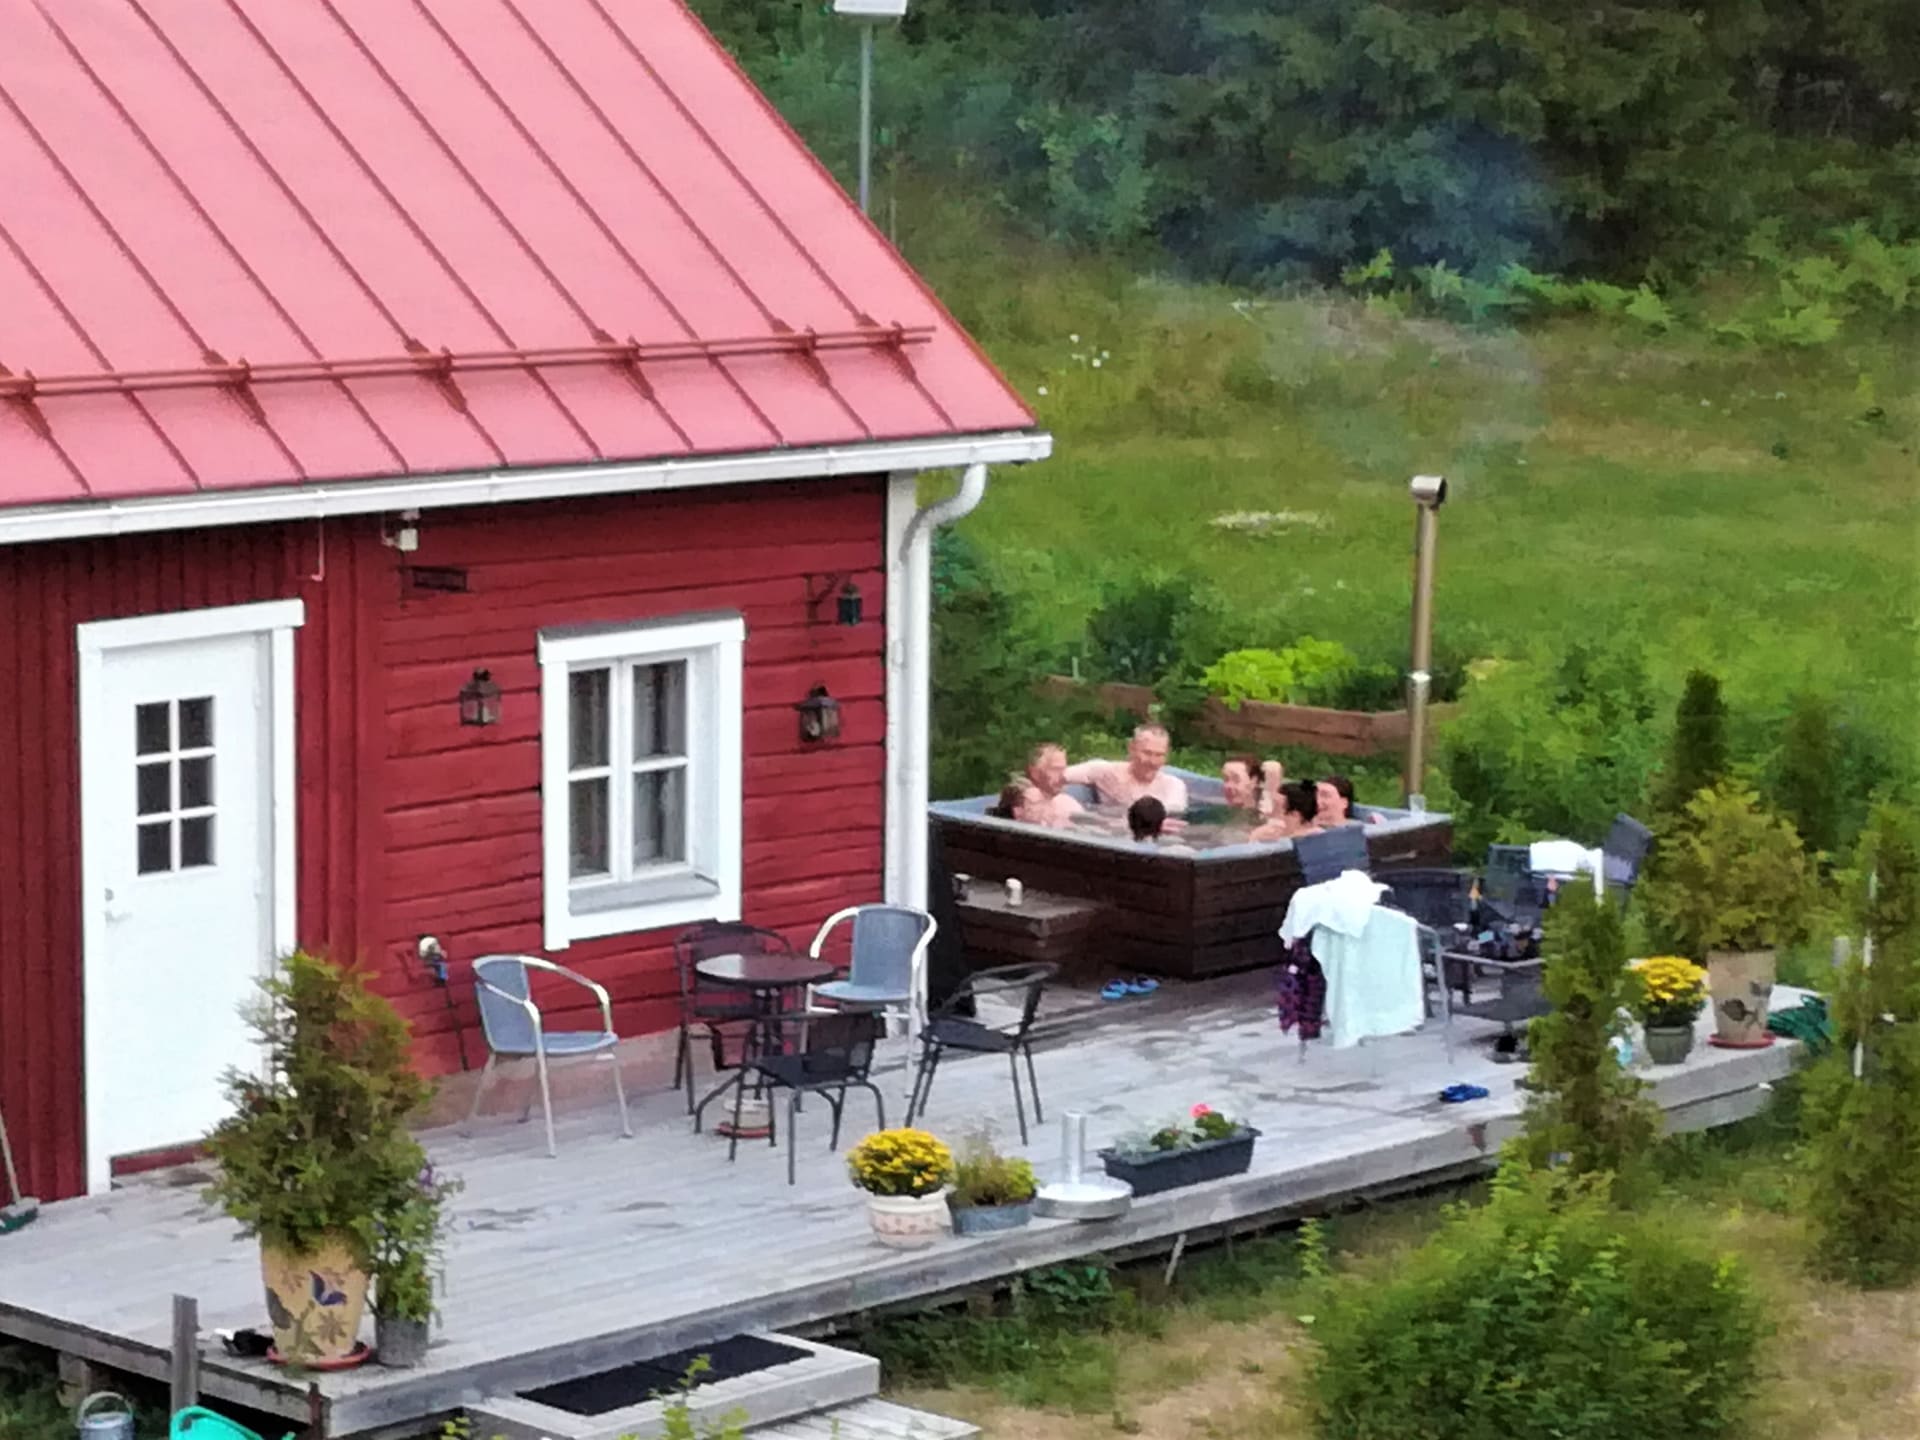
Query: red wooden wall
0,476,887,1200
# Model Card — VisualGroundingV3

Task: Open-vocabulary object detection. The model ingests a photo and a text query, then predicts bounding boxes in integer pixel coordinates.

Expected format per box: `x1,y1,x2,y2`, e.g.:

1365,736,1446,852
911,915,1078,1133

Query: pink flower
1191,1103,1212,1117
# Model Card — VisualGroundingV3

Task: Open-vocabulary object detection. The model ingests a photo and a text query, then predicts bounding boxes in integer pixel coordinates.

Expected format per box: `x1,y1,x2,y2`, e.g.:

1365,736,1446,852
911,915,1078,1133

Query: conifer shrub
1305,1168,1768,1440
1659,668,1729,816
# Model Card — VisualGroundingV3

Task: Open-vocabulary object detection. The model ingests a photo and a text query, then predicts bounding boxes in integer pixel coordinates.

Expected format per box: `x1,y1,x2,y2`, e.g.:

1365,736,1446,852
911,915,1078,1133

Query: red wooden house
0,0,1046,1201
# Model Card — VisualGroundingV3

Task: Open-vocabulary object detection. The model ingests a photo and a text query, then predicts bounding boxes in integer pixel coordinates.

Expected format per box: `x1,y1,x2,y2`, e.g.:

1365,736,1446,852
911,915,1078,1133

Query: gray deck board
0,977,1799,1436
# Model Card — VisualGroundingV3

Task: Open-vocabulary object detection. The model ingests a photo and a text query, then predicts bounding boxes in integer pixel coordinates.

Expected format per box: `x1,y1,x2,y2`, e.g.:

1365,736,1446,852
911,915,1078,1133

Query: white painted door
81,610,293,1191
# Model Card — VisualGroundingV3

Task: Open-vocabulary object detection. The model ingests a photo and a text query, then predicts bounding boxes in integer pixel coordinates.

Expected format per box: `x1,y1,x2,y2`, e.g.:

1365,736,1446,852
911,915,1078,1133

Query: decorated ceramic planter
1643,1024,1695,1066
1099,1128,1260,1198
1706,949,1776,1047
261,1234,369,1363
865,1190,951,1249
949,1199,1034,1236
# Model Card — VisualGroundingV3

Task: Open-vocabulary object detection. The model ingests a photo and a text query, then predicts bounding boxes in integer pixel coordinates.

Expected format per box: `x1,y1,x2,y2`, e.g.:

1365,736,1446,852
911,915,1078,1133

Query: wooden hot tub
930,767,1454,981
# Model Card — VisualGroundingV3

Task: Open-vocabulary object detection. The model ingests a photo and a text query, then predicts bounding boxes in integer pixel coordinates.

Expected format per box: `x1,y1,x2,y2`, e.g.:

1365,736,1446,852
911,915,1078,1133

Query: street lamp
833,0,908,215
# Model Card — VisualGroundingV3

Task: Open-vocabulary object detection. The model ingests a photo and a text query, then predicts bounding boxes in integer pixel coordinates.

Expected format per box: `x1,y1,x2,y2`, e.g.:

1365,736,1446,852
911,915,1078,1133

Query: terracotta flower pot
1706,949,1776,1047
260,1234,370,1362
864,1190,951,1250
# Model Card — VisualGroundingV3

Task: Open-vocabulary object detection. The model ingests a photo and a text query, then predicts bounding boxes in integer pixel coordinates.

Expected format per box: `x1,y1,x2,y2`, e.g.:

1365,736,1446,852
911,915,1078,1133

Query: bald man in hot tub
1064,723,1189,815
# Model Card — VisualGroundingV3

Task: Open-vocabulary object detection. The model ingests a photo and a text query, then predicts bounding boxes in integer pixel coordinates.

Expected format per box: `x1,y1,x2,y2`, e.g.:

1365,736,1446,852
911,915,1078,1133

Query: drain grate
519,1335,812,1416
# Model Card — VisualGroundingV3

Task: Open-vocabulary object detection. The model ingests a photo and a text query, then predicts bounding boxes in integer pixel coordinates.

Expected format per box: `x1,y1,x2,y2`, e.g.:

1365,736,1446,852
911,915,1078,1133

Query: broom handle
0,1108,21,1203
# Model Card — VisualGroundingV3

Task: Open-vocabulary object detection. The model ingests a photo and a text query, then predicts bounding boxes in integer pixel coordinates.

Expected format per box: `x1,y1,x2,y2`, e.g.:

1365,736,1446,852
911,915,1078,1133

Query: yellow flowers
847,1128,953,1198
1633,955,1709,1026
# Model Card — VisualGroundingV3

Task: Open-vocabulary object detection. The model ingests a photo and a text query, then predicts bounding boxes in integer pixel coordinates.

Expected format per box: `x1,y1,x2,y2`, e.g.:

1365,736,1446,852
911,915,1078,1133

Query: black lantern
836,579,863,627
459,667,502,727
796,685,841,743
806,572,864,627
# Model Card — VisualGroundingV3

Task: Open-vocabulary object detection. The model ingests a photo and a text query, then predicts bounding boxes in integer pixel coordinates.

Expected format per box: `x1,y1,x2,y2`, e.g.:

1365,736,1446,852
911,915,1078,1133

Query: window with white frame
537,613,745,949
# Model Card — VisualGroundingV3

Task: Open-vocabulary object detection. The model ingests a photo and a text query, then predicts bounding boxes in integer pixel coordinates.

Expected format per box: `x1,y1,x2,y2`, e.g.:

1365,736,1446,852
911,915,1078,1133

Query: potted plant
946,1130,1037,1236
1644,782,1812,1047
1099,1103,1260,1197
846,1129,953,1250
204,952,433,1364
1632,956,1710,1065
371,1163,461,1368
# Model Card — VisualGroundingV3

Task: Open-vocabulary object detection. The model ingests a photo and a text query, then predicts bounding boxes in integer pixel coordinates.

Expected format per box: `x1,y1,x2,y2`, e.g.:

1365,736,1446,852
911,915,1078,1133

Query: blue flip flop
1438,1083,1490,1104
1101,980,1131,1002
1125,976,1160,994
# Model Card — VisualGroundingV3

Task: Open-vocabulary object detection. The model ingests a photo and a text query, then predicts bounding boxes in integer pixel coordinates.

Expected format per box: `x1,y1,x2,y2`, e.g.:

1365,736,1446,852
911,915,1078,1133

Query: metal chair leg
786,1092,800,1186
826,1088,847,1150
726,1072,748,1164
905,1042,936,1126
610,1052,633,1139
1008,1050,1029,1146
912,1044,942,1122
534,1047,557,1159
1024,1043,1044,1125
860,1080,887,1132
463,1054,497,1134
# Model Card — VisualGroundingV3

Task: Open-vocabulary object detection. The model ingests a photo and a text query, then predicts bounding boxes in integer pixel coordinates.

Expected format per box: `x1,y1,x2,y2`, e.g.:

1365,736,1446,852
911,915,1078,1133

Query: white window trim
75,598,304,1193
538,613,745,950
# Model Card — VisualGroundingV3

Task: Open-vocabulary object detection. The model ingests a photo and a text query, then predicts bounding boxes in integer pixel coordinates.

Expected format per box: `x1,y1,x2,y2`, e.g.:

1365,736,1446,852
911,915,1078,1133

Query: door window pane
179,757,213,810
137,763,171,816
633,662,686,759
136,703,170,755
569,777,610,877
180,816,214,868
569,669,610,768
178,697,213,749
632,767,686,867
137,822,172,874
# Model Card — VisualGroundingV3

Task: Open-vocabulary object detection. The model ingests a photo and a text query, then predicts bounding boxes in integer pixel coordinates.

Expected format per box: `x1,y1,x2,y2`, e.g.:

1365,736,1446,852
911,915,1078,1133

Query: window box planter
1098,1128,1260,1197
948,1199,1034,1236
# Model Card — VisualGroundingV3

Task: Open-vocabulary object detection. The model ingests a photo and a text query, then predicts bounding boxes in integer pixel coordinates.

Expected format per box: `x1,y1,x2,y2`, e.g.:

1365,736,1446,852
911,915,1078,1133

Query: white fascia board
0,431,1053,547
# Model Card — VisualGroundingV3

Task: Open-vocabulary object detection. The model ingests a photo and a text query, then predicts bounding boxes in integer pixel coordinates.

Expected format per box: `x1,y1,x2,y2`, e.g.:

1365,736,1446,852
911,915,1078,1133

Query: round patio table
690,952,836,1130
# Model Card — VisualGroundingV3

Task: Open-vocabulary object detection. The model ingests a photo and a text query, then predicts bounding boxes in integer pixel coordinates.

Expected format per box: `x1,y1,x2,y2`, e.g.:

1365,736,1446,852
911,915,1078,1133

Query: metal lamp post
833,0,908,215
1404,474,1448,809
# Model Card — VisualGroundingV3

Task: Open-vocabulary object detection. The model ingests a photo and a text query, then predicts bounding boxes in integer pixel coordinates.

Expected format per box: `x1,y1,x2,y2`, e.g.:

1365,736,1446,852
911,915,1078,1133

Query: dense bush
1081,575,1201,685
1514,894,1659,1191
1657,669,1730,817
1800,803,1920,1287
1437,641,1662,858
1200,639,1358,708
1305,1168,1768,1440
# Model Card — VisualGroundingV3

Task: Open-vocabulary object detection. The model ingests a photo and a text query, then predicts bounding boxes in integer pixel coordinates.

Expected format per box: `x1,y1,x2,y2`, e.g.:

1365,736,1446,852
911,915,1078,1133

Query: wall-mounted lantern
459,667,502,727
796,685,842,743
806,573,864,627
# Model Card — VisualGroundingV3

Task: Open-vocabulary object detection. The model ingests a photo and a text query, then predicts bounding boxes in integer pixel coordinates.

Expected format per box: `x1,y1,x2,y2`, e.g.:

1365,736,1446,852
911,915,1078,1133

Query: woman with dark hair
1315,773,1385,826
1252,779,1321,842
1127,795,1169,842
989,779,1046,823
1221,754,1262,811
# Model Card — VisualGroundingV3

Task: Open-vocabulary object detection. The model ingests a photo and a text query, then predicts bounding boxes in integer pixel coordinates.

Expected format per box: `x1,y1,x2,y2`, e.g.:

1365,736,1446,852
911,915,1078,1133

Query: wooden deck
0,978,1799,1438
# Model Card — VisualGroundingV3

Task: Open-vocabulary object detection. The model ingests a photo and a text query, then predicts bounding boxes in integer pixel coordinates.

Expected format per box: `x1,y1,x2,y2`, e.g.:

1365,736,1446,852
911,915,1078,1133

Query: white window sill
558,873,737,944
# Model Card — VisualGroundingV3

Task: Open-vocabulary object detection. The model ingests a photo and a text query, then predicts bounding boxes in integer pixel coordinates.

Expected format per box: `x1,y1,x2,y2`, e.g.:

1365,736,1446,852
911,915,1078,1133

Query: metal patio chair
1602,812,1655,893
466,955,633,1157
725,1010,887,1185
671,922,791,1113
905,962,1055,1145
1294,825,1371,887
806,903,938,1040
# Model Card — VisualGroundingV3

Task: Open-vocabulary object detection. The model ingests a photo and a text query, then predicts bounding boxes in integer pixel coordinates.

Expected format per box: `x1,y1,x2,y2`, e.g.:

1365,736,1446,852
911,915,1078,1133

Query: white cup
1005,878,1024,906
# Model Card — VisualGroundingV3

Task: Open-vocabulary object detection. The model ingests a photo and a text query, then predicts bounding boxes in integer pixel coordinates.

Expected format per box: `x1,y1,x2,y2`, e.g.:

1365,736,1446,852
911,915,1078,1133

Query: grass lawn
901,194,1919,754
866,1102,1920,1439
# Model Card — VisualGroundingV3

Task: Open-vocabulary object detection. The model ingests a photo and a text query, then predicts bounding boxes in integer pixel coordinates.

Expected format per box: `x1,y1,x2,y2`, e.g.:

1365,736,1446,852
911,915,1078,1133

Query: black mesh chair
904,963,1054,1145
1602,813,1655,894
726,1010,886,1185
1480,844,1553,929
1382,867,1476,931
1295,826,1371,887
672,923,792,1113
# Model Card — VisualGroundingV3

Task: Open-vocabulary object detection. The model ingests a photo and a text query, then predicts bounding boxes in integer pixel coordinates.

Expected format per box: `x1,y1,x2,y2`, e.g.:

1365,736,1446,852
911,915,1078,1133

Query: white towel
1281,869,1386,943
1316,905,1426,1048
1530,839,1604,877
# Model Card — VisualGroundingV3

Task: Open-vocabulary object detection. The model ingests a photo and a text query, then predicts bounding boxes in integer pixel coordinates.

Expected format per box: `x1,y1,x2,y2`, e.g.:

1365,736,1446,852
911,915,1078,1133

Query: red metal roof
0,0,1035,513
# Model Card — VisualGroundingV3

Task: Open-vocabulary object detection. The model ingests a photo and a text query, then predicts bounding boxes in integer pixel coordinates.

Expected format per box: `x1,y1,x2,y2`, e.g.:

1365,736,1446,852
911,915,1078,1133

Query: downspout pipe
890,462,989,910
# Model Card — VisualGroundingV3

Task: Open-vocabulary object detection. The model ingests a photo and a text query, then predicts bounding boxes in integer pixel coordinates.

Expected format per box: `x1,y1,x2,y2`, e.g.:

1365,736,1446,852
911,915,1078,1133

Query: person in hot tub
1252,779,1322,842
1315,773,1387,827
1025,742,1085,828
1222,755,1283,817
1065,723,1189,814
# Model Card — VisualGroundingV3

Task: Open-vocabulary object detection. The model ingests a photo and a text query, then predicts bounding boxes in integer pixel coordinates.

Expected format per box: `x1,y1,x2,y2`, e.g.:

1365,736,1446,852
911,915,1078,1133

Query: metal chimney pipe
1405,475,1447,807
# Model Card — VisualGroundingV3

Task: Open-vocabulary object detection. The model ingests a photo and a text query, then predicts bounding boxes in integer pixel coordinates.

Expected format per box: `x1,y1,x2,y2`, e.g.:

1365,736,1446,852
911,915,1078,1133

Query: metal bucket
77,1392,135,1440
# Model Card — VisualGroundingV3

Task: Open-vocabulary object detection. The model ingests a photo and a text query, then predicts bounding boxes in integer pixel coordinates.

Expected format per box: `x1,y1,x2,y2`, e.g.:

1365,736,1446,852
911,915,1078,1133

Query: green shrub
1083,575,1197,685
1771,692,1843,858
1642,782,1814,958
1657,668,1729,816
1200,639,1359,709
949,1130,1038,1209
1514,895,1660,1191
1437,643,1663,859
1305,1168,1769,1440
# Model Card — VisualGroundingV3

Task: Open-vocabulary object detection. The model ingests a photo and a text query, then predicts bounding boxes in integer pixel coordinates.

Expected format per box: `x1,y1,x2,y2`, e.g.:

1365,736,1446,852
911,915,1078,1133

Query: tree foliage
1659,669,1730,817
690,0,1919,282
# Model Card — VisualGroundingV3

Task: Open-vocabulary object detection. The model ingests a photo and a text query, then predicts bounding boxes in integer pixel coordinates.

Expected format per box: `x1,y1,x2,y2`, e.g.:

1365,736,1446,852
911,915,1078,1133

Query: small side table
956,886,1106,982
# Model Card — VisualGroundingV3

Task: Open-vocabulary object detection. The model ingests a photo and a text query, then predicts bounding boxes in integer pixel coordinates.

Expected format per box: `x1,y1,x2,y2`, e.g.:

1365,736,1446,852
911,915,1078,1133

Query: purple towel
1275,938,1327,1041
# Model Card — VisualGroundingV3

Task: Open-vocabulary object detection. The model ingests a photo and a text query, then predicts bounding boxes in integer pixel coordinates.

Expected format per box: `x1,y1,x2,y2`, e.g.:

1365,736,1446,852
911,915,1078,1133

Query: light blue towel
1312,905,1425,1048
